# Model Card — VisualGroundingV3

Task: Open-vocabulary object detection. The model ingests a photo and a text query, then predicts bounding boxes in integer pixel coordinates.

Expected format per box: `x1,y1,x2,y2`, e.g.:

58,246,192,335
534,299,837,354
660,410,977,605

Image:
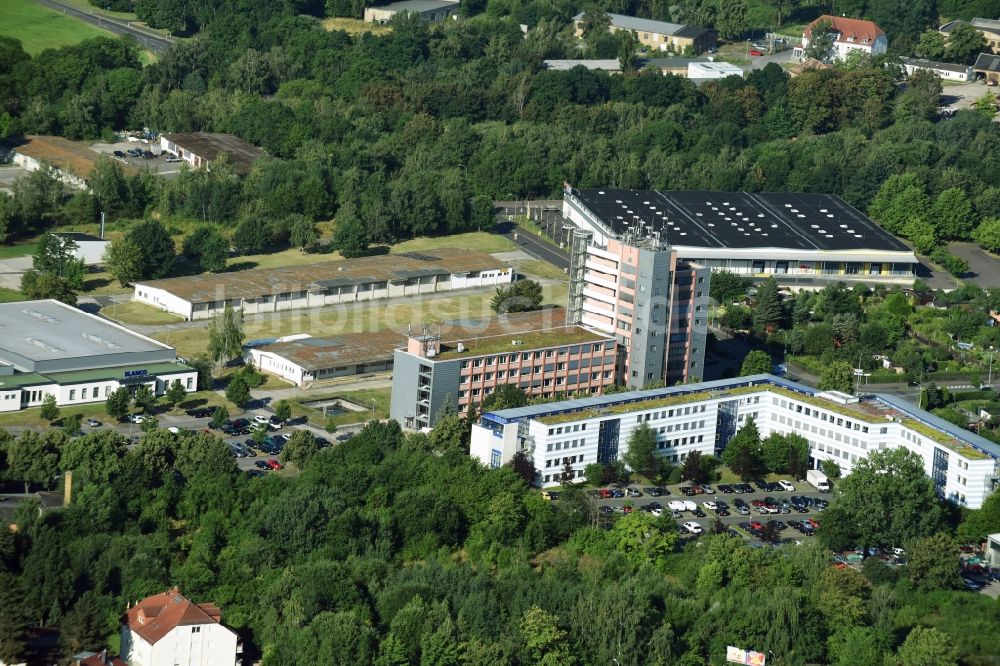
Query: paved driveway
949,242,1000,287
0,256,32,290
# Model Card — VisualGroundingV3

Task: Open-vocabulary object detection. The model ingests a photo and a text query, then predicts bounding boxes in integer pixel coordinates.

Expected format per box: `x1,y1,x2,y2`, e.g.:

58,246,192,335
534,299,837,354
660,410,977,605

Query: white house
121,588,240,666
796,15,887,62
899,56,975,82
54,232,110,265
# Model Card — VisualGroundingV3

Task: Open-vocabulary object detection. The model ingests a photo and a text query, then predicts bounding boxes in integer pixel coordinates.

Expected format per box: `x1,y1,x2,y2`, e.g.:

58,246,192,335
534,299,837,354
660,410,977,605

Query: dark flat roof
572,188,911,253
160,132,263,173
974,53,1000,73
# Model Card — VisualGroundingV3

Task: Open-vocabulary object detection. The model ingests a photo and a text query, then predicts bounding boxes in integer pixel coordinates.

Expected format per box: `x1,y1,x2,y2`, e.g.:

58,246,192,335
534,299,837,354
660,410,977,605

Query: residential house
795,15,887,62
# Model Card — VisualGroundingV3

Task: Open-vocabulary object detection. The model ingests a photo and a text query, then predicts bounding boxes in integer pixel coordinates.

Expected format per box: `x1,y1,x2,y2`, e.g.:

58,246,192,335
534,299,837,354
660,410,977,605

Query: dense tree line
1,421,999,664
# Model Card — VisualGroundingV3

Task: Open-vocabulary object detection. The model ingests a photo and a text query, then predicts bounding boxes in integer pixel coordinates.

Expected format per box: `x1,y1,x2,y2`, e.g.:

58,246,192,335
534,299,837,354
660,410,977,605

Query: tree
182,225,228,273
618,31,638,72
22,233,85,303
579,7,611,38
332,204,369,258
289,214,318,252
165,379,187,408
325,416,339,434
826,448,944,549
491,280,543,314
972,217,1000,253
281,430,320,469
623,424,659,478
894,627,959,666
821,458,841,479
103,236,144,287
520,606,575,666
945,22,986,64
274,400,292,422
681,450,708,483
62,413,81,436
721,418,763,480
709,269,749,304
105,387,131,421
133,384,156,413
740,350,773,376
429,407,467,455
20,270,78,305
716,0,749,40
40,394,59,423
126,219,176,279
481,384,528,412
210,405,230,428
820,361,855,394
914,30,946,59
225,374,251,407
906,533,962,591
6,431,60,494
508,450,536,485
207,304,244,369
753,276,782,330
805,19,835,62
932,188,975,240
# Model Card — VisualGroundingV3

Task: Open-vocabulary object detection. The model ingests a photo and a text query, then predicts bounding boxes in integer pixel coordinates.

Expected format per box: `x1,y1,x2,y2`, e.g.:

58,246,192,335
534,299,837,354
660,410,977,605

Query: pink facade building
567,231,709,389
390,325,618,429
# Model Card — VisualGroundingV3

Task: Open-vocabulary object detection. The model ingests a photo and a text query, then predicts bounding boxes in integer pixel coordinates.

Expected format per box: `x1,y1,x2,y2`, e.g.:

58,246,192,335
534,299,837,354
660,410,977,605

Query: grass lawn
0,288,27,303
0,0,116,54
322,17,392,35
154,281,568,359
0,390,236,429
0,242,37,260
388,232,515,255
511,258,567,281
103,301,183,325
285,387,391,428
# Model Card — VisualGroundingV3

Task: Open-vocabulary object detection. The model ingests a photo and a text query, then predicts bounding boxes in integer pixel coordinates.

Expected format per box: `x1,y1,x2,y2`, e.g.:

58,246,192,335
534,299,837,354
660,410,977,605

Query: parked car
252,415,270,426
703,501,717,511
718,484,734,494
129,414,148,424
682,521,703,534
700,484,715,494
541,491,559,501
113,150,125,157
626,488,641,497
749,49,764,56
266,459,283,470
778,480,795,491
86,418,101,427
254,460,270,470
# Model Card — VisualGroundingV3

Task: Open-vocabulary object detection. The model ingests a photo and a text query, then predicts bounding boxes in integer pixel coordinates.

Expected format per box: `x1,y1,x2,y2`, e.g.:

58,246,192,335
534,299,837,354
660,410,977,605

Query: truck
807,469,830,492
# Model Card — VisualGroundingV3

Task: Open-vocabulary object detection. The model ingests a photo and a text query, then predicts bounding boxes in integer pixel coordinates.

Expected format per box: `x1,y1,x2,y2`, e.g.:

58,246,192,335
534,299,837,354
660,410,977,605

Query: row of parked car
680,480,797,496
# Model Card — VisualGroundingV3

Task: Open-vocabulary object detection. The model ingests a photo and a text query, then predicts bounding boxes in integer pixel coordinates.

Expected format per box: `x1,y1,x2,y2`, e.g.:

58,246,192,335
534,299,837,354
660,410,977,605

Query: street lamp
989,346,995,387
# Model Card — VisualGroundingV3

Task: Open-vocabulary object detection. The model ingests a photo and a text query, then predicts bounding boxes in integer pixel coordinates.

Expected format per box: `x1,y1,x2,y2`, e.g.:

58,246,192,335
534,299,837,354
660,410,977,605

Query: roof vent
23,309,57,324
27,338,61,353
83,332,121,349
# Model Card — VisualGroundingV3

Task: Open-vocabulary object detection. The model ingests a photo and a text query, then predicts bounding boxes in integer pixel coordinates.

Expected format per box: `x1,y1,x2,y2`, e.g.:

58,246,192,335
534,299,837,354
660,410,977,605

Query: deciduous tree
207,304,244,369
740,350,773,376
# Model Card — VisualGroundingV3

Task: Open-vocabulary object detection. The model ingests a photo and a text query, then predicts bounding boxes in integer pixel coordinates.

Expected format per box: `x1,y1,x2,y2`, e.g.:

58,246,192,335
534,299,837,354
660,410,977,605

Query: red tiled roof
804,15,884,45
79,651,127,666
124,588,224,645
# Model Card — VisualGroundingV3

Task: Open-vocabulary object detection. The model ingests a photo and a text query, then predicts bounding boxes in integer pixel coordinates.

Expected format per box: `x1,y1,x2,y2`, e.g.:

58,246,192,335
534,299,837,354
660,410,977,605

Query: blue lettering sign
124,369,149,379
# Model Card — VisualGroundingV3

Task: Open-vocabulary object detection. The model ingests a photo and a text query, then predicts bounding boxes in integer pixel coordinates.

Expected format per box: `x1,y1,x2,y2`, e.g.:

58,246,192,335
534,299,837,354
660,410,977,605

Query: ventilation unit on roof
82,332,122,349
27,338,61,353
23,309,57,324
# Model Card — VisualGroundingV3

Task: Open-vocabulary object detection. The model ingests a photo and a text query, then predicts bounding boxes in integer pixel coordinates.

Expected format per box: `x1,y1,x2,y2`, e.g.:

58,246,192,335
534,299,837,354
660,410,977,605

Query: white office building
470,375,1000,507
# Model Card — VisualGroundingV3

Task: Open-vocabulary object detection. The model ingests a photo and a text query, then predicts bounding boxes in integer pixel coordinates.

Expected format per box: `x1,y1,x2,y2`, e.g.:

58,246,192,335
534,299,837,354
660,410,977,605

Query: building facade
562,186,918,285
573,12,715,54
390,326,618,429
796,15,887,62
898,56,975,82
134,249,513,320
159,132,263,175
471,375,1000,506
364,0,460,23
0,300,195,412
974,52,1000,83
567,232,708,388
121,588,239,666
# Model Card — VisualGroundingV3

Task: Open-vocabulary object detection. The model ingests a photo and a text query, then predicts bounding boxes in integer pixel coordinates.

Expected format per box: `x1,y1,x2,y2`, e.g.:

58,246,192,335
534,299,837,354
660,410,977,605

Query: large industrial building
566,231,709,388
133,248,513,320
562,187,918,285
471,375,1000,507
0,300,195,412
159,132,263,175
573,12,716,54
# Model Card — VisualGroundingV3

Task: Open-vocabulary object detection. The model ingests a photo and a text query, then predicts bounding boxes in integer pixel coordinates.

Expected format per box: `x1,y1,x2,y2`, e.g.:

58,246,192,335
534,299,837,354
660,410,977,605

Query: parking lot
90,141,187,177
563,480,834,546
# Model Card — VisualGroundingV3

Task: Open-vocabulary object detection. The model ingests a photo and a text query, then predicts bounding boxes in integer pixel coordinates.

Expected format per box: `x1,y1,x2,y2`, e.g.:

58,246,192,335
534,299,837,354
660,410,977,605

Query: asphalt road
948,242,1000,288
34,0,174,53
496,221,570,271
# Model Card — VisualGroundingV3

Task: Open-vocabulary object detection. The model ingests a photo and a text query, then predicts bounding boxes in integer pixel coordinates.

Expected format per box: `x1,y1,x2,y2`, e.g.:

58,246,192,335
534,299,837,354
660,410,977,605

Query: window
81,388,88,400
69,389,75,400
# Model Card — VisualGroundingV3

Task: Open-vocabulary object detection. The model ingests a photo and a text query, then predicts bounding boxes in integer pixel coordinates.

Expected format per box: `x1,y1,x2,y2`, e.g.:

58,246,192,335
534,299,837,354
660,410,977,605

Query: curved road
34,0,174,53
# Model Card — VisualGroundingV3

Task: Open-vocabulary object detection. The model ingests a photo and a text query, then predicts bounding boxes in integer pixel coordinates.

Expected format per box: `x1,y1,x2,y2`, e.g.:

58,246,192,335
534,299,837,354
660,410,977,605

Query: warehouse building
364,0,460,23
573,13,716,54
248,308,566,388
0,300,195,412
133,248,513,320
898,56,975,82
562,186,918,285
391,323,618,430
159,132,263,175
10,135,136,190
471,375,1000,506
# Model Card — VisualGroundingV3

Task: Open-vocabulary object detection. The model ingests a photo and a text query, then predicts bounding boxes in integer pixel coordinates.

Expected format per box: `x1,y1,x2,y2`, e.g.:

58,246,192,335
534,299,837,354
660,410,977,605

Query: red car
749,49,764,56
599,488,613,499
749,520,764,531
266,458,283,470
806,518,819,529
750,499,765,508
691,485,705,495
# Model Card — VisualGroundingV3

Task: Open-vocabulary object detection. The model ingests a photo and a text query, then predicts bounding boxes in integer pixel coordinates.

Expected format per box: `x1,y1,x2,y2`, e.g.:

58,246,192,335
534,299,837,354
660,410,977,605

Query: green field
0,0,115,54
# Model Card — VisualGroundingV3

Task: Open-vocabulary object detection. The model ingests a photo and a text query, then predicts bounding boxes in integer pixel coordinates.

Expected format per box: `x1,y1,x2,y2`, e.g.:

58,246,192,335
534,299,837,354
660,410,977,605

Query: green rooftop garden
435,328,610,360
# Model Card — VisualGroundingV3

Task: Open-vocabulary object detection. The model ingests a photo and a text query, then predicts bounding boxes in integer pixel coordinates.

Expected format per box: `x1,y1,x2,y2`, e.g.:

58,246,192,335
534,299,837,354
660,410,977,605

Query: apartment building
390,325,618,429
566,230,708,389
470,375,1000,507
797,15,887,62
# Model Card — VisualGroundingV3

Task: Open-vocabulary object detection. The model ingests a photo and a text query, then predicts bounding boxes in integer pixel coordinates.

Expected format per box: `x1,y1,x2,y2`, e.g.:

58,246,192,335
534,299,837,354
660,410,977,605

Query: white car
252,415,270,426
683,521,703,534
668,501,687,512
649,508,663,517
701,484,715,494
778,480,796,491
129,414,147,424
683,500,698,512
167,426,180,434
703,501,717,511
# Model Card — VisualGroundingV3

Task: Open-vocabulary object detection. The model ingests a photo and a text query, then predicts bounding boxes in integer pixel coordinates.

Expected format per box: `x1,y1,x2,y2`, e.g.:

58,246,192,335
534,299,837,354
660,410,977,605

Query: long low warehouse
133,248,514,320
246,308,573,388
563,187,919,285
